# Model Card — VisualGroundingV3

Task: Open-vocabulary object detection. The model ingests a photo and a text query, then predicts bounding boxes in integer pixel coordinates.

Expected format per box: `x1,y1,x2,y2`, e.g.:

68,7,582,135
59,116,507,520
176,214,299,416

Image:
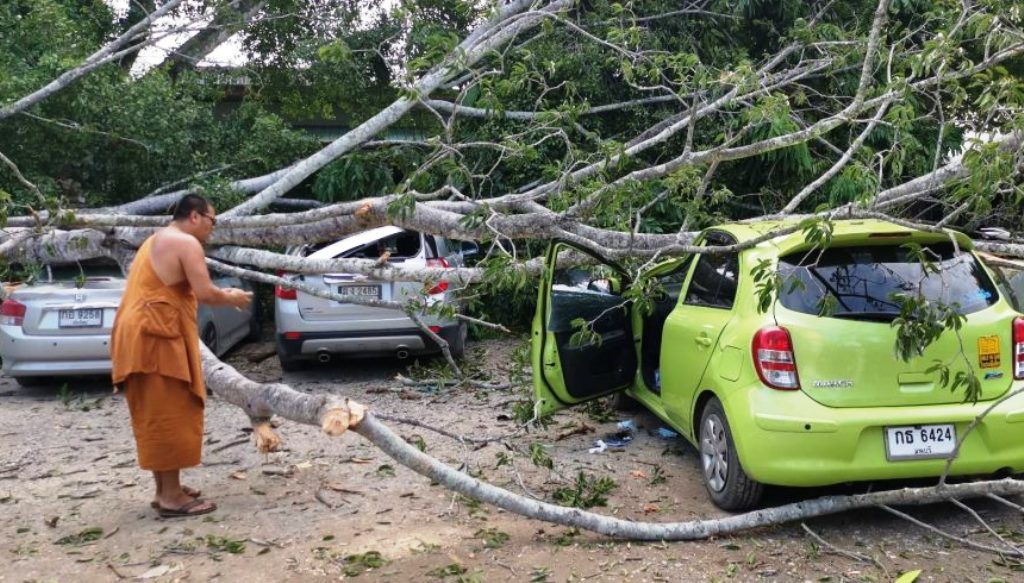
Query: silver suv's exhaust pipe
317,350,332,363
395,348,410,360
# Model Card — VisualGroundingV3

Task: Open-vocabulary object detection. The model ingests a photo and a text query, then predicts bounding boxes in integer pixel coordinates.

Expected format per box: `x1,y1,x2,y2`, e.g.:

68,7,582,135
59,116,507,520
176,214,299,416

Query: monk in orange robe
111,194,251,518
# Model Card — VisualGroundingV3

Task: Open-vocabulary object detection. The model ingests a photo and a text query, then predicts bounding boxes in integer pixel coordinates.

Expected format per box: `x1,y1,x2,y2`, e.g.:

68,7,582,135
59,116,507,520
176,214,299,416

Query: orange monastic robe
111,237,206,471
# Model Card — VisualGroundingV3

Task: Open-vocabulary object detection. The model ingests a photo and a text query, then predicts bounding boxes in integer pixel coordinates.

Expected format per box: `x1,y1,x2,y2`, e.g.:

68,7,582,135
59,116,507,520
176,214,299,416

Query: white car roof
307,226,409,260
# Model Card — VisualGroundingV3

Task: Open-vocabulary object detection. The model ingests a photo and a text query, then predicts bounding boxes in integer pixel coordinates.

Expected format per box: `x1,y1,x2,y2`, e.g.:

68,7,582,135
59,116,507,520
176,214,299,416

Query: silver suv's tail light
274,271,297,300
0,299,26,327
1014,317,1024,380
425,258,450,295
752,326,800,390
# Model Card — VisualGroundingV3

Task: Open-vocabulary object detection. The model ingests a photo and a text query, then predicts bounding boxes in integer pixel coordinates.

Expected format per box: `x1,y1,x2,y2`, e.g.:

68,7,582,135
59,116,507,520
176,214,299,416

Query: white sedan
0,260,258,387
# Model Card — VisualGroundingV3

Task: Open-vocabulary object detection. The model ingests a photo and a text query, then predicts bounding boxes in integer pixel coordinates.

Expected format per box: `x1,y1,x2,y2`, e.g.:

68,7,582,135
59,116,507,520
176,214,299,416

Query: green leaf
894,570,922,583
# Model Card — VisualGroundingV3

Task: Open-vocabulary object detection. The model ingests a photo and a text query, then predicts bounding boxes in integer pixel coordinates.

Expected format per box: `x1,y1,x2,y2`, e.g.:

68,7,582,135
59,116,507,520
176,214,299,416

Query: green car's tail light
1014,317,1024,380
753,326,800,390
0,299,26,327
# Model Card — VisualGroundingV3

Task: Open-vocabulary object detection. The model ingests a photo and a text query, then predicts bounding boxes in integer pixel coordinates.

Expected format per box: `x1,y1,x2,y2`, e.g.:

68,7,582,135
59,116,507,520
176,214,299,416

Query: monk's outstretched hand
225,288,253,311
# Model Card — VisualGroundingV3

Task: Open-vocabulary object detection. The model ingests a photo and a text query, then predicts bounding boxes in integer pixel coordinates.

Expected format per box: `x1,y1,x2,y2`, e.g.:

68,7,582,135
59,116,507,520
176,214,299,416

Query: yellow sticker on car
978,335,1000,369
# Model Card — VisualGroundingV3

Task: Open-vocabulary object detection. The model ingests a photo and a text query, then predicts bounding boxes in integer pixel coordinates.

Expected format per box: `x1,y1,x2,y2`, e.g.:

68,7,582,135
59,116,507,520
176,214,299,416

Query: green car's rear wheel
699,397,763,511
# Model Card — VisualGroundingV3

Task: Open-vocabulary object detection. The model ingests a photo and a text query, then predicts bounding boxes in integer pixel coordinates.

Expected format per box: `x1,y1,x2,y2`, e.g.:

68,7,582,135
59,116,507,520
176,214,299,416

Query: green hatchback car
532,219,1024,510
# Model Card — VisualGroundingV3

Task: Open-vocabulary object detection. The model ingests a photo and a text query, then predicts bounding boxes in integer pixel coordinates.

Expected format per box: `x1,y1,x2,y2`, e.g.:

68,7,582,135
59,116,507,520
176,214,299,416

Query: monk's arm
179,239,252,309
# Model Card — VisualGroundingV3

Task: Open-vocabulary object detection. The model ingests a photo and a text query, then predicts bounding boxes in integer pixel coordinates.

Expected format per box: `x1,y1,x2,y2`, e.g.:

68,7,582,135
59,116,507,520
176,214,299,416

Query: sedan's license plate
885,424,956,461
337,284,380,301
58,308,103,328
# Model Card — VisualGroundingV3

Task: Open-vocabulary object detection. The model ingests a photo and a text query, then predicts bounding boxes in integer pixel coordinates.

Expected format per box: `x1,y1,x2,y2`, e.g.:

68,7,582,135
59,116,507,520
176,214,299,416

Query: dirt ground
1,337,1022,582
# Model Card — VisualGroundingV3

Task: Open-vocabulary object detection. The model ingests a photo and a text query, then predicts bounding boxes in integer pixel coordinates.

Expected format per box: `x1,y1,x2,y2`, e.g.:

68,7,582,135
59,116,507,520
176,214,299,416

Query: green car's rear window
778,243,999,319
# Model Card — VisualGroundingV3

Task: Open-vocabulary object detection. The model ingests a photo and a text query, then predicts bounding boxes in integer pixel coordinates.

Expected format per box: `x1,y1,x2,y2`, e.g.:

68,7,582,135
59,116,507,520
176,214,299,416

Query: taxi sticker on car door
977,335,1000,368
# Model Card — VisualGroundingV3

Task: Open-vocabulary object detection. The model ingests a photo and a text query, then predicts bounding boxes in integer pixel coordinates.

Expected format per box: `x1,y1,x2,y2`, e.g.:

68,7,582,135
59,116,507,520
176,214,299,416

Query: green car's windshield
778,242,999,319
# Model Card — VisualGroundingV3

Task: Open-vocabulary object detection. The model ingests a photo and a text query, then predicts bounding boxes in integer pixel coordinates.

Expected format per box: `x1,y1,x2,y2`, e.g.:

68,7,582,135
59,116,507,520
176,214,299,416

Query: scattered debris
261,466,293,477
655,427,679,439
138,564,181,579
212,438,251,453
54,526,103,546
555,423,594,441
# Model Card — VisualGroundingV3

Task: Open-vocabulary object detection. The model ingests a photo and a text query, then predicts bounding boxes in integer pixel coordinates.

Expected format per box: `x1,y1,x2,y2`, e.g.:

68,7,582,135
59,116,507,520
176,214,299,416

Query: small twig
801,523,877,565
408,311,463,377
878,504,1024,557
375,412,525,445
554,423,595,441
211,438,251,453
940,387,1024,485
950,498,1022,555
455,313,512,333
986,493,1024,513
0,149,46,204
106,563,128,580
514,470,543,500
315,489,340,510
395,374,511,391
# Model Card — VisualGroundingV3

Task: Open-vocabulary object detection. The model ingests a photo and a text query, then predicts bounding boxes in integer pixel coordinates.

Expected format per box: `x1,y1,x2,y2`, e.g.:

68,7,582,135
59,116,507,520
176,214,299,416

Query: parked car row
6,219,1024,513
532,219,1024,510
0,227,478,385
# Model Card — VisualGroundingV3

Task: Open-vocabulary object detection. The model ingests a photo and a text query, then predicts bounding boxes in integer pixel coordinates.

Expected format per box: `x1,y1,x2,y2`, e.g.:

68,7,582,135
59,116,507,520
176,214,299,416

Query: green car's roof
709,218,974,254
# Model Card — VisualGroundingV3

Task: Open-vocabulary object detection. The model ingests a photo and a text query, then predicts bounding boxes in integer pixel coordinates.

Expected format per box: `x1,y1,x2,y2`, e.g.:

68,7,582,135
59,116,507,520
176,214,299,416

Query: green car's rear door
659,231,740,434
532,242,637,416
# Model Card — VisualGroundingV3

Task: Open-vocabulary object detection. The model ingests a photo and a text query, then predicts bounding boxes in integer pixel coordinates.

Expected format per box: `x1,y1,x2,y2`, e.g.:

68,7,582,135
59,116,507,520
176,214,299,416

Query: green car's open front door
532,242,637,416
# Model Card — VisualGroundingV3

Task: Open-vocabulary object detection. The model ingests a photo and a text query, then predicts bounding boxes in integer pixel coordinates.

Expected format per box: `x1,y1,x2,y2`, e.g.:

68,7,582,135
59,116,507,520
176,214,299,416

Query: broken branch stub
200,344,367,446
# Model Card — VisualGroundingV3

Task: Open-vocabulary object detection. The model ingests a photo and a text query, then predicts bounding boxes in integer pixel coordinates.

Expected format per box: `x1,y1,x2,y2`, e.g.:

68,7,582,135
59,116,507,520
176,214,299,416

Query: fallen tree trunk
202,344,1024,542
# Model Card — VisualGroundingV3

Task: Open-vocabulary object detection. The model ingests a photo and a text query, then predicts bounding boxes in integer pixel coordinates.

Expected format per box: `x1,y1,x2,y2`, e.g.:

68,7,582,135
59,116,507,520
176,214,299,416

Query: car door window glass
684,238,738,309
554,266,620,296
340,232,422,262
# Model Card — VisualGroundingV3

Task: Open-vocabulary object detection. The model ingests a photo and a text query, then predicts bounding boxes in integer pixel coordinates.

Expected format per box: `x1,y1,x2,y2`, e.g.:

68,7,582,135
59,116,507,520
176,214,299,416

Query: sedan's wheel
202,324,218,355
698,397,764,511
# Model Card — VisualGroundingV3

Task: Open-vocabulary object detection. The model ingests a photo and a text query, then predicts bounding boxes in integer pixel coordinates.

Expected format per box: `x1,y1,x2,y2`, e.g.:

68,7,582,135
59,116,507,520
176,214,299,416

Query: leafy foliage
552,471,618,509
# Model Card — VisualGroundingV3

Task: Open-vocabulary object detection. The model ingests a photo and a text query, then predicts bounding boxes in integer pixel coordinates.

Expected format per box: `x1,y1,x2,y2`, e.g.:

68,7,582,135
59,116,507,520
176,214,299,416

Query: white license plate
58,308,103,328
337,285,381,300
884,424,956,461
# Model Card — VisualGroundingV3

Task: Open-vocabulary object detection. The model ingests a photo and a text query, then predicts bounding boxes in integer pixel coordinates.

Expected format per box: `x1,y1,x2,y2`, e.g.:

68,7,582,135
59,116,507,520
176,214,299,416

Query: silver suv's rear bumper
276,323,462,363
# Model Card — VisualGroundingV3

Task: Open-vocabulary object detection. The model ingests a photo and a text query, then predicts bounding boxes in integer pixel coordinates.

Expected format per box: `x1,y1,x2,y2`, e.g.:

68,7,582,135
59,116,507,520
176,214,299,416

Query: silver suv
274,227,475,371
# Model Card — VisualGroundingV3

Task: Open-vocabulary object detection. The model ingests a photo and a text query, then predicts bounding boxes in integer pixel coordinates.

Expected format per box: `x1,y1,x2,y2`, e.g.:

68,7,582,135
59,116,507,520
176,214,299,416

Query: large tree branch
164,0,267,76
199,339,1024,542
223,0,574,218
0,0,186,121
420,95,680,120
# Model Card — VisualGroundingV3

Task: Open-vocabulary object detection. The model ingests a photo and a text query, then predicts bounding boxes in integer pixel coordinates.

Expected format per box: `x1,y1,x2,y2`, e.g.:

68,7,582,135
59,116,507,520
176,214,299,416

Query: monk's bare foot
151,485,200,508
157,497,217,518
